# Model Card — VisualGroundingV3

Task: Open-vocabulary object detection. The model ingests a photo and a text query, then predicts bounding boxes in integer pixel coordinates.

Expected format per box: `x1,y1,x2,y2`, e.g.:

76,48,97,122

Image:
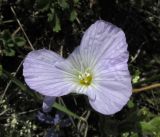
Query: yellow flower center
78,71,92,86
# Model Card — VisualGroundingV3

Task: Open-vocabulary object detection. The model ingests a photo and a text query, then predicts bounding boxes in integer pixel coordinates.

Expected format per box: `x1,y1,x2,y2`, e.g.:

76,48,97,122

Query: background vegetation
0,0,160,137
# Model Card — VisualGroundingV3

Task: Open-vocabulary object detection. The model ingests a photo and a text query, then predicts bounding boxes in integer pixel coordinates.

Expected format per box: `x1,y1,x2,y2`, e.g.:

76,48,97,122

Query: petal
23,49,74,96
94,63,131,82
57,46,87,73
75,20,132,115
79,20,128,68
56,20,131,98
42,96,56,112
89,78,132,115
86,86,96,101
54,47,91,95
72,85,96,100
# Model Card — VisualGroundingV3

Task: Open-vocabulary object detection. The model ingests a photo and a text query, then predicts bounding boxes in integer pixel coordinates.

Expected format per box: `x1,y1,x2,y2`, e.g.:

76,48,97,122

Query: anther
78,70,92,86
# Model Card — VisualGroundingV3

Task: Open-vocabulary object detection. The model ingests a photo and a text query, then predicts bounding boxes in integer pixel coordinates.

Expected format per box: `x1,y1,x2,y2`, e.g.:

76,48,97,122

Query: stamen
78,75,83,80
78,70,92,86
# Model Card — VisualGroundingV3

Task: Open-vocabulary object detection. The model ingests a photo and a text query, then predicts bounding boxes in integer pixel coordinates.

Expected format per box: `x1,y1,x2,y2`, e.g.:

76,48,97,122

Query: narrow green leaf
53,102,85,121
3,70,27,91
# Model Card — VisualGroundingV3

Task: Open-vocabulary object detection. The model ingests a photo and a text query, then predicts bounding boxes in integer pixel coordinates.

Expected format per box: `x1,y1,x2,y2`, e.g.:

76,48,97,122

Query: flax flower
23,20,132,115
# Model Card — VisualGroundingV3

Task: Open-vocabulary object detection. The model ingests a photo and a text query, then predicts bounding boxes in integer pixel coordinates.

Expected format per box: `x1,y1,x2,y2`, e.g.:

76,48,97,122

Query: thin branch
77,110,90,137
12,27,21,37
130,42,145,63
1,20,15,24
0,109,9,116
10,6,35,50
18,108,40,115
133,83,160,93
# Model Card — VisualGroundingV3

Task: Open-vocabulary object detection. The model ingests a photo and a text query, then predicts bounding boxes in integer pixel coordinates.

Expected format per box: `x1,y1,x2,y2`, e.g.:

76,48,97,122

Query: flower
23,20,132,115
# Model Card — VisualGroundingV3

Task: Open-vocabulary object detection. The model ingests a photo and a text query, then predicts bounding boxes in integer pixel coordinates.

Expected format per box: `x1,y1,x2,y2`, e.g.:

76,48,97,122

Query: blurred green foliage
141,116,160,136
24,0,79,32
0,0,160,137
0,30,26,56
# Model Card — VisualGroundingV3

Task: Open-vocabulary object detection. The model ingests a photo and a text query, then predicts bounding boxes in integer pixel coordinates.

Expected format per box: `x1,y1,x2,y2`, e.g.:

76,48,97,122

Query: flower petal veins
63,20,132,114
23,20,132,115
23,49,75,96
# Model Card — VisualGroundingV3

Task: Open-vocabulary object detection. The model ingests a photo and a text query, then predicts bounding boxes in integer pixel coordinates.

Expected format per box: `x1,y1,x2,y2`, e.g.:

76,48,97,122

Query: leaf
1,30,11,41
58,0,69,9
141,122,156,134
14,37,26,47
53,15,61,32
47,12,54,22
3,49,15,56
53,102,85,121
6,39,14,47
70,9,77,22
149,116,160,131
140,116,160,136
132,70,140,83
127,100,135,108
3,70,27,91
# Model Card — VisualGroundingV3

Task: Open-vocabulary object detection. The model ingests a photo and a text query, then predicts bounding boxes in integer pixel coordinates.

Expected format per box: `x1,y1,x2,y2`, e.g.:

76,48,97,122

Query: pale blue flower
23,20,132,115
